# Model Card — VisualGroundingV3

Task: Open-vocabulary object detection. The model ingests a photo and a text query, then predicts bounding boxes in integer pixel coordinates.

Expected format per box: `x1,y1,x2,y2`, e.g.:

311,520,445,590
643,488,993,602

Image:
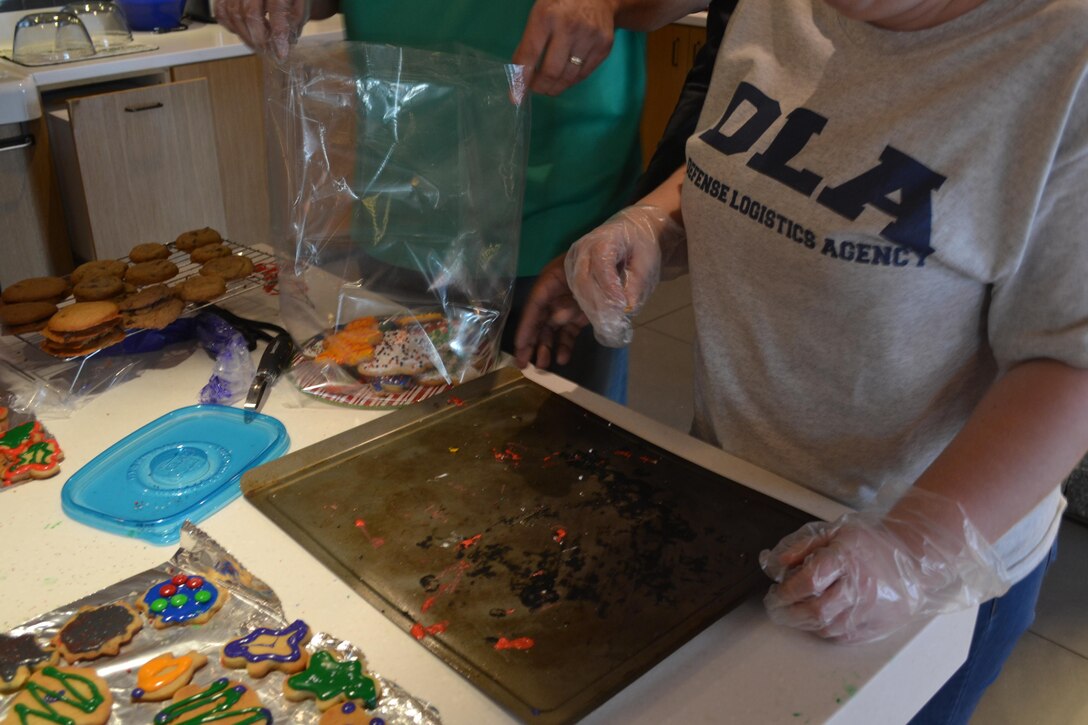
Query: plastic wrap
265,42,528,407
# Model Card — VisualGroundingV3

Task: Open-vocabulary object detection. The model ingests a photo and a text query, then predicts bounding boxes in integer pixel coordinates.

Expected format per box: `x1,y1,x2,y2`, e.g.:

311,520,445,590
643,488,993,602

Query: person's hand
760,488,1012,643
563,205,684,348
514,255,590,370
512,0,619,95
214,0,311,60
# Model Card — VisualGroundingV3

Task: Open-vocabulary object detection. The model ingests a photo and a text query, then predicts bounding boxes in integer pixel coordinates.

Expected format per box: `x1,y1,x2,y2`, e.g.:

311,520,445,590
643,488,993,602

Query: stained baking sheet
241,368,814,723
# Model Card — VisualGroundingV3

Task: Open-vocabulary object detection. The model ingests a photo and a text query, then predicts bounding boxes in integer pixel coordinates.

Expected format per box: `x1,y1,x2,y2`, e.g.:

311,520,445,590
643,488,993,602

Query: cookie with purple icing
220,618,312,677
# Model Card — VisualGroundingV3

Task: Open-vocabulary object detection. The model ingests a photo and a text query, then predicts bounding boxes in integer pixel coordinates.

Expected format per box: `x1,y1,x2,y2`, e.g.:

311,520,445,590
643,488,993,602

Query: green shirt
342,2,646,277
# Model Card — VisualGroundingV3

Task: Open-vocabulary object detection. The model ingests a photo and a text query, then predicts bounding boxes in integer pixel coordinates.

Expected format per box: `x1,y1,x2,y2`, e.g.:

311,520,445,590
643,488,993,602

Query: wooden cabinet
172,55,271,247
48,78,227,261
0,120,73,288
42,55,266,266
640,22,707,167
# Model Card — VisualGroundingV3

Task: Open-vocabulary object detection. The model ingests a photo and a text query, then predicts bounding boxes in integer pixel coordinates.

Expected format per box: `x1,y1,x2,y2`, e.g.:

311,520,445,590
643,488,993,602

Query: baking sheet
241,368,814,723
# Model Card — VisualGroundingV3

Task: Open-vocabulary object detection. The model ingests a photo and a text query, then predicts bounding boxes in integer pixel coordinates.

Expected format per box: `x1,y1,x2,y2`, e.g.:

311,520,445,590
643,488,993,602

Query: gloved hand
759,488,1013,643
214,0,312,60
564,204,686,348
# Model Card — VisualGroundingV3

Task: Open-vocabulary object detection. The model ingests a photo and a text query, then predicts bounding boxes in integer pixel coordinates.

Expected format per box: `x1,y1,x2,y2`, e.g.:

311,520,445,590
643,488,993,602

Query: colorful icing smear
223,619,309,665
154,678,271,725
14,666,106,724
143,573,218,625
0,634,51,686
287,651,380,710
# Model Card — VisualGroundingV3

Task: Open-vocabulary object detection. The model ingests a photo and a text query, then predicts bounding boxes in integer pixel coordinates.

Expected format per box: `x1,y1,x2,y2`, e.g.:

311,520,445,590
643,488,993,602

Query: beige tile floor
626,275,1088,725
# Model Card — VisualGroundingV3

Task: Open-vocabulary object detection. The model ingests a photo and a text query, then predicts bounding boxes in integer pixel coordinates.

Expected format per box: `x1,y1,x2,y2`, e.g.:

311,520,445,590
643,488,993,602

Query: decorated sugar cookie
283,650,381,711
0,665,113,725
54,602,142,663
131,650,209,702
2,438,64,487
221,619,312,677
155,678,272,725
319,699,388,725
140,572,227,629
0,421,45,460
319,699,387,725
0,633,56,693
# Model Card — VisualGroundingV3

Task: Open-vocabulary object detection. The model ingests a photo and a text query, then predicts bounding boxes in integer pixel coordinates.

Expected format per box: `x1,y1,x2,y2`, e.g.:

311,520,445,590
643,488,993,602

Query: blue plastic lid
61,405,289,545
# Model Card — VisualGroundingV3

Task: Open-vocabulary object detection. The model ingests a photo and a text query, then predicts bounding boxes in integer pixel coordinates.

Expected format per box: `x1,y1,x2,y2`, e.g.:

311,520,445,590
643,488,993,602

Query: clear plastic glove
196,314,255,406
760,488,1013,643
564,204,686,348
214,0,312,60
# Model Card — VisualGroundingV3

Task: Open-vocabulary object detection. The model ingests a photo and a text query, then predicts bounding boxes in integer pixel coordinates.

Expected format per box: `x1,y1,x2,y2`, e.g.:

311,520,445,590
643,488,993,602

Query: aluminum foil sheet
0,523,442,724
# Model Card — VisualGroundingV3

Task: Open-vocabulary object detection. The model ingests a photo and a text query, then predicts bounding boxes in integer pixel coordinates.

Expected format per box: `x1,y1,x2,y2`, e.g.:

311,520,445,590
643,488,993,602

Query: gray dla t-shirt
681,0,1087,578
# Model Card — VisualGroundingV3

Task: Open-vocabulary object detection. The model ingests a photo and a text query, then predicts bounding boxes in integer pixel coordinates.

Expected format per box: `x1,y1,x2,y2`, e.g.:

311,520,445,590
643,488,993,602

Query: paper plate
61,404,289,545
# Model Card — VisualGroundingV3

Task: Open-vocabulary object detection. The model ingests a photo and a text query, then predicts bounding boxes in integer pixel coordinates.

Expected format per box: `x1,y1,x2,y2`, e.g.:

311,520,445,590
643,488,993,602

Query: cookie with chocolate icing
0,633,56,693
53,602,143,663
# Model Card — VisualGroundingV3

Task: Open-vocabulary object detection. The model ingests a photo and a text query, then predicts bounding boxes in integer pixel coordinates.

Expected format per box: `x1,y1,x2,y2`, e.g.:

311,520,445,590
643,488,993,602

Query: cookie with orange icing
131,650,209,702
2,438,64,487
221,618,312,677
0,665,113,725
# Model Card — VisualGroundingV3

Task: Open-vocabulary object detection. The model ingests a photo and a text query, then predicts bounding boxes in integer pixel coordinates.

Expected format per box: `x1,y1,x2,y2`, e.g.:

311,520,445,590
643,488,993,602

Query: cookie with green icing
155,677,271,724
0,666,113,725
283,650,381,711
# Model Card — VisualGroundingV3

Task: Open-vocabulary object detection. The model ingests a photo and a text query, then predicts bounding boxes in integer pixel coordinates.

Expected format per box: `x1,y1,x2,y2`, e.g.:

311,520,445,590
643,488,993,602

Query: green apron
342,2,646,277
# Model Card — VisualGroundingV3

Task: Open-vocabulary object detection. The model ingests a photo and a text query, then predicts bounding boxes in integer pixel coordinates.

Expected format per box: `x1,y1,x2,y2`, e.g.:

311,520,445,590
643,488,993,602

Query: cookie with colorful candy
139,572,228,629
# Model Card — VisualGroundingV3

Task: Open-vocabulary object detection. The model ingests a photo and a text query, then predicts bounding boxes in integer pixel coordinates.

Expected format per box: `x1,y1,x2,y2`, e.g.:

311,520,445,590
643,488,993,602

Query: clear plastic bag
265,41,528,407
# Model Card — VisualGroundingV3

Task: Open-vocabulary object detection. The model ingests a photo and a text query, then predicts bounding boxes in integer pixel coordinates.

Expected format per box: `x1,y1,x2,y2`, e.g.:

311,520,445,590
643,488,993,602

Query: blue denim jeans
909,540,1059,724
501,276,629,404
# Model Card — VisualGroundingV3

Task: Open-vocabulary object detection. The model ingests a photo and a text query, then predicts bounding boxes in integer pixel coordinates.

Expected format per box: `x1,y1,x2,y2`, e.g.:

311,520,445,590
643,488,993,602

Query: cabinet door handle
124,102,164,113
0,133,34,153
671,37,680,67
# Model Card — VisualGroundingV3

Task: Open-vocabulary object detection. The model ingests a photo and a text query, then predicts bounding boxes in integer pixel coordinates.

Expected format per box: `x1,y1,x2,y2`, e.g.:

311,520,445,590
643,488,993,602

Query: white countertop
0,290,975,724
0,12,345,123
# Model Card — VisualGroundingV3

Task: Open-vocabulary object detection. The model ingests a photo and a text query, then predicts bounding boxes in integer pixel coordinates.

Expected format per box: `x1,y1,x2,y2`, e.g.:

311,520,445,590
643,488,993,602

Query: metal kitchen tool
200,305,295,414
241,368,814,724
244,332,296,414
